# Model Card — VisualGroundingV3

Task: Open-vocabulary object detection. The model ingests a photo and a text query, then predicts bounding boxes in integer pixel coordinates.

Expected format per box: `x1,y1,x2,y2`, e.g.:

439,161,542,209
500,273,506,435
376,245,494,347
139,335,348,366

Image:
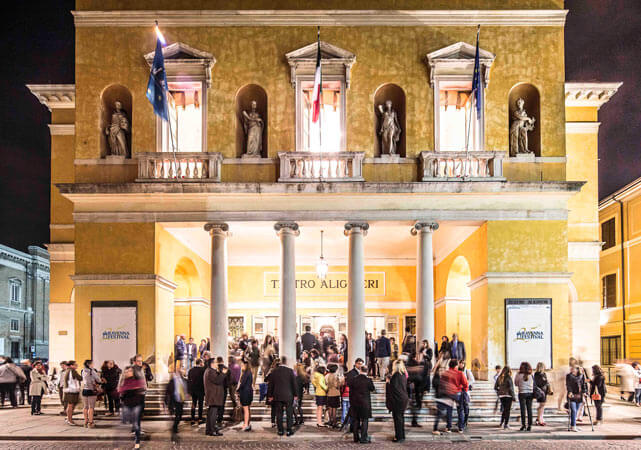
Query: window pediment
144,42,216,87
286,41,356,88
426,42,495,86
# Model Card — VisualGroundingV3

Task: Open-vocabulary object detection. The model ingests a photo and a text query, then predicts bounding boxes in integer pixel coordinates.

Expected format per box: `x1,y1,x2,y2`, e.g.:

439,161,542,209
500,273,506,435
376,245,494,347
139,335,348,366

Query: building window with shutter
9,279,21,305
601,218,616,251
10,319,19,332
600,335,620,366
601,273,617,309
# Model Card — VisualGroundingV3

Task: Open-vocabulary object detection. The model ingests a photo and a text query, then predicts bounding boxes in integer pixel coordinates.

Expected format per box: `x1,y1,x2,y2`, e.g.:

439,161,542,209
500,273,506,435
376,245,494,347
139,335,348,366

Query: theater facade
31,1,619,379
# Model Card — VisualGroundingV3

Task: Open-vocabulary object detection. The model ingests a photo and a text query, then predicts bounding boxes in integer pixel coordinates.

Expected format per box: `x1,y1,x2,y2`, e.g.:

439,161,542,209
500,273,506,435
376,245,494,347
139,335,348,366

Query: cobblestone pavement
2,440,641,449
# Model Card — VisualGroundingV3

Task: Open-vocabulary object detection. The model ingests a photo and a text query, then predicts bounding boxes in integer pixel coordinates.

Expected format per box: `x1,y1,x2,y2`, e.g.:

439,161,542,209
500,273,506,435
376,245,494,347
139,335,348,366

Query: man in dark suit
450,333,466,362
301,326,318,352
321,332,334,358
401,326,416,358
185,337,198,370
366,333,377,377
347,364,376,443
375,329,391,380
187,359,206,425
267,356,297,436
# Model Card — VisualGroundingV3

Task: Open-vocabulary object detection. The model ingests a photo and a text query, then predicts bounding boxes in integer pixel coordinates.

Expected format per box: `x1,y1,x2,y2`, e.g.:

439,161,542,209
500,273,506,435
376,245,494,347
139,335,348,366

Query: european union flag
146,37,169,121
472,25,482,121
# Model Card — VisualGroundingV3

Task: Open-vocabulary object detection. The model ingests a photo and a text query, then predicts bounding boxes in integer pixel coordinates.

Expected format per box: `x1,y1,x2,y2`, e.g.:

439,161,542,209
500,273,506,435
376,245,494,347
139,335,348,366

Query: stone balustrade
278,151,365,182
419,151,506,181
137,152,223,182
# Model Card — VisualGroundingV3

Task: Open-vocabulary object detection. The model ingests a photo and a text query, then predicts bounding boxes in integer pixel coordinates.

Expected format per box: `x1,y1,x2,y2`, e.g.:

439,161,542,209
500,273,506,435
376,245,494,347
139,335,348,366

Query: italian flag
312,37,322,123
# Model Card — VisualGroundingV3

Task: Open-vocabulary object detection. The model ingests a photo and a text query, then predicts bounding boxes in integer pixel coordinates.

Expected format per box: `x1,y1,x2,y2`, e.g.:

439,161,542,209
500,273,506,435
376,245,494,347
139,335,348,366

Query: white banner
505,299,552,369
92,305,137,370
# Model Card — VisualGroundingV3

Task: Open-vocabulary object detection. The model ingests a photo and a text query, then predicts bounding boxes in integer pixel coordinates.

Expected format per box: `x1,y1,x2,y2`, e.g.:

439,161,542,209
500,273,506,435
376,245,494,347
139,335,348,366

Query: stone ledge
57,180,585,195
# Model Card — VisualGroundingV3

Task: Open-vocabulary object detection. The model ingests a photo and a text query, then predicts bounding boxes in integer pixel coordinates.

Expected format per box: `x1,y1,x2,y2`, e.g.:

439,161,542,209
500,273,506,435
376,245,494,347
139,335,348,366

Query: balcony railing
419,151,506,181
278,152,364,182
137,152,222,182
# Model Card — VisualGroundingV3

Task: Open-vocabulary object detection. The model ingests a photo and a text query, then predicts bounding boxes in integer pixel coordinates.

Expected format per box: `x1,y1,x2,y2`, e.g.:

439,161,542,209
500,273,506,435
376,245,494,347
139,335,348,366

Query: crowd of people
3,331,640,445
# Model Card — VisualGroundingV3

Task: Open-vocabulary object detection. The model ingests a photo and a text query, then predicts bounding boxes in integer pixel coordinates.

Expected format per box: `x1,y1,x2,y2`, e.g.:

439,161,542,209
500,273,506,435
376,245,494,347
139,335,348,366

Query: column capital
411,222,439,235
274,222,300,236
204,222,230,236
344,222,369,236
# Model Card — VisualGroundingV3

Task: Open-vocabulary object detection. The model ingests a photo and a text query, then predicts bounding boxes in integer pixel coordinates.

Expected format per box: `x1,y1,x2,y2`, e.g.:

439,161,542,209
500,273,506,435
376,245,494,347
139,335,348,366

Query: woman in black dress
386,360,409,442
237,360,253,431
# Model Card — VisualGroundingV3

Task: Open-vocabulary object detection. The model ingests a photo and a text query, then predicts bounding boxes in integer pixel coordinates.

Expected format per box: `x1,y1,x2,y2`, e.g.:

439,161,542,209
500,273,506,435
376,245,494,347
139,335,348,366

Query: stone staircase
43,379,569,424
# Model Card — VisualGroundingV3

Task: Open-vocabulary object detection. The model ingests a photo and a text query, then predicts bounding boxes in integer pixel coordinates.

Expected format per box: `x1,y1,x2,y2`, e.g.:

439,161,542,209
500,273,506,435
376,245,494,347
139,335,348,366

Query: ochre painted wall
74,25,566,170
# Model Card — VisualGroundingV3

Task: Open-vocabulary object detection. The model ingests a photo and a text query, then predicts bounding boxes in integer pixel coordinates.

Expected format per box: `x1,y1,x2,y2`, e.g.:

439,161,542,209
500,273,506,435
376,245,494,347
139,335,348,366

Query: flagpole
317,26,323,183
465,25,480,154
154,21,179,178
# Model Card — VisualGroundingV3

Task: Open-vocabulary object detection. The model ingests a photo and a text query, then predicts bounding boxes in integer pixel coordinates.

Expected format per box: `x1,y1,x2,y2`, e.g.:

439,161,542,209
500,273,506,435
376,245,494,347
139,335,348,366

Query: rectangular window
162,81,203,152
10,319,19,332
600,335,620,366
300,80,343,152
10,281,20,304
10,342,20,359
602,273,617,308
601,218,616,251
438,81,480,151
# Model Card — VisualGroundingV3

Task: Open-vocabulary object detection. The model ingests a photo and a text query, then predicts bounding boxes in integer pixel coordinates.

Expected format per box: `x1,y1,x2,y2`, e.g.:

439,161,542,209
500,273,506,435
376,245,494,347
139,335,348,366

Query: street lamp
316,230,329,280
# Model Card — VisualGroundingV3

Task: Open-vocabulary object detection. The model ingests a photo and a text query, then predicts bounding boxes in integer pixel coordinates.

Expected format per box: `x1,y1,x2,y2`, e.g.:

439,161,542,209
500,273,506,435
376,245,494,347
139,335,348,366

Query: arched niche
173,256,202,299
446,255,472,300
100,84,132,158
236,84,268,158
508,83,540,157
374,83,406,157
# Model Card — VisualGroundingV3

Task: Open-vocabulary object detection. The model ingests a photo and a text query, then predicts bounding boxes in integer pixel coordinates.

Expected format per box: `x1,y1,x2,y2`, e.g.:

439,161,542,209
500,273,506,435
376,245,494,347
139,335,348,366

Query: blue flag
146,37,169,121
472,25,482,121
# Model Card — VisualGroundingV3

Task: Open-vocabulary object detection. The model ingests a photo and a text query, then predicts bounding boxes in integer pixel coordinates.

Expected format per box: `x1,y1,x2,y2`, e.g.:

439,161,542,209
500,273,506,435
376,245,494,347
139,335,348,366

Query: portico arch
443,255,472,349
173,256,205,340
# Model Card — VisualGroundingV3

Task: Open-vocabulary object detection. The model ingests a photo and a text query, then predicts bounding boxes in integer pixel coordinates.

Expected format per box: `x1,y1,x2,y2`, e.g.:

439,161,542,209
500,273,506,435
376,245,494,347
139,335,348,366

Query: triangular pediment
286,41,355,63
427,42,494,63
144,42,216,64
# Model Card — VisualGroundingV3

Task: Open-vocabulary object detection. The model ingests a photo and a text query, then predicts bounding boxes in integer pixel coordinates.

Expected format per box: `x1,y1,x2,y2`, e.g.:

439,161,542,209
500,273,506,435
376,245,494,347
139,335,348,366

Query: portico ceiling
163,221,481,267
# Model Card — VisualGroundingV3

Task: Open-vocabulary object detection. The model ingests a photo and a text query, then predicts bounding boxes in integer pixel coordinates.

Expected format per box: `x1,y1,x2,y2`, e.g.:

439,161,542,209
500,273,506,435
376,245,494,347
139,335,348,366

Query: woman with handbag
81,360,102,428
29,361,48,415
590,365,607,425
63,360,82,426
565,365,587,432
533,362,550,426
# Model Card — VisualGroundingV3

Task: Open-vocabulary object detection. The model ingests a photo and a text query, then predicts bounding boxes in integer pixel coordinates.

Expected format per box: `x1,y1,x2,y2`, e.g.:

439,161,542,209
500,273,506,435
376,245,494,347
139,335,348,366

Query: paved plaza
1,392,641,448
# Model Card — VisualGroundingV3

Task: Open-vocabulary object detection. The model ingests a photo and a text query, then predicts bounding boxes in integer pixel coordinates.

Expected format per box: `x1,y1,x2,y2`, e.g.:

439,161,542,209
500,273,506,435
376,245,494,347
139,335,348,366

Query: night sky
0,1,639,252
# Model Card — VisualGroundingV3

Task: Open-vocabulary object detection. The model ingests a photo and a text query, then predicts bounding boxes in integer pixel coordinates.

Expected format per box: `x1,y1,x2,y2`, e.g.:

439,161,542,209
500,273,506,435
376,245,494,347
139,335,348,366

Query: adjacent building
599,176,641,378
0,244,49,360
29,1,620,379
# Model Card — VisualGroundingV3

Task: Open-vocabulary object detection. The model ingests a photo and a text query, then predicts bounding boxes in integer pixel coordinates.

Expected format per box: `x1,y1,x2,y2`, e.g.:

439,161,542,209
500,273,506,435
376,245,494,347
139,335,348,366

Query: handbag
591,392,601,401
533,385,546,403
545,383,554,396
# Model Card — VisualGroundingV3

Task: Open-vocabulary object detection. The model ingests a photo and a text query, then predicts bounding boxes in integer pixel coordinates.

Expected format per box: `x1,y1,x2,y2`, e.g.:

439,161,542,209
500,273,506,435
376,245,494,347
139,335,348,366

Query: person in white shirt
632,362,641,406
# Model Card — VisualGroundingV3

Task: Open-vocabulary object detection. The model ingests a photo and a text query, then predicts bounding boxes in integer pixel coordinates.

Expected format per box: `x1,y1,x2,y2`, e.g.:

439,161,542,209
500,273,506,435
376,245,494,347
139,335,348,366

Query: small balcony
419,151,506,181
278,151,365,182
136,152,222,182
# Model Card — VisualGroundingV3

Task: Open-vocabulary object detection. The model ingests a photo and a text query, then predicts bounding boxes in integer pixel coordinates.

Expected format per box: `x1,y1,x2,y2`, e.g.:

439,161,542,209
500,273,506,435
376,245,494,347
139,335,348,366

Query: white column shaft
416,225,436,351
276,224,298,368
347,224,367,367
207,225,229,360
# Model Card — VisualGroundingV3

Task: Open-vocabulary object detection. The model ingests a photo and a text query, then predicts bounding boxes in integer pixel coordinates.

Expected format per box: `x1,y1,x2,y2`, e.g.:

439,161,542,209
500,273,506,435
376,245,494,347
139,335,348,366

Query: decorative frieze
26,84,75,111
564,82,622,109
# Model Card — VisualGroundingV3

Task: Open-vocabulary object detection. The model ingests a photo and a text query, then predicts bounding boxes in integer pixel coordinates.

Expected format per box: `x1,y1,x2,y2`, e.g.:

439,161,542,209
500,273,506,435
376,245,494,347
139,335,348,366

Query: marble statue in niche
242,100,264,157
509,97,535,156
377,100,401,156
105,100,130,157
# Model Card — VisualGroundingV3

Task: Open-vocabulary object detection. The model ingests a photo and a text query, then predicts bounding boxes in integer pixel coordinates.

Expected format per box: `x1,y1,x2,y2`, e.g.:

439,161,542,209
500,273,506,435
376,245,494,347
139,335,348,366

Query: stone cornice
57,180,584,196
45,243,75,263
70,274,177,292
26,84,76,111
72,9,568,27
564,82,622,109
468,272,573,290
48,124,75,136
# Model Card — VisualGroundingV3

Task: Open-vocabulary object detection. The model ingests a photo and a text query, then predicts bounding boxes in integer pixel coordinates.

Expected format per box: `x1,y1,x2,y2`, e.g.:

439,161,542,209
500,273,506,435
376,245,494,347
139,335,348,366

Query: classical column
411,222,438,353
275,222,299,368
204,223,230,359
345,222,368,368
